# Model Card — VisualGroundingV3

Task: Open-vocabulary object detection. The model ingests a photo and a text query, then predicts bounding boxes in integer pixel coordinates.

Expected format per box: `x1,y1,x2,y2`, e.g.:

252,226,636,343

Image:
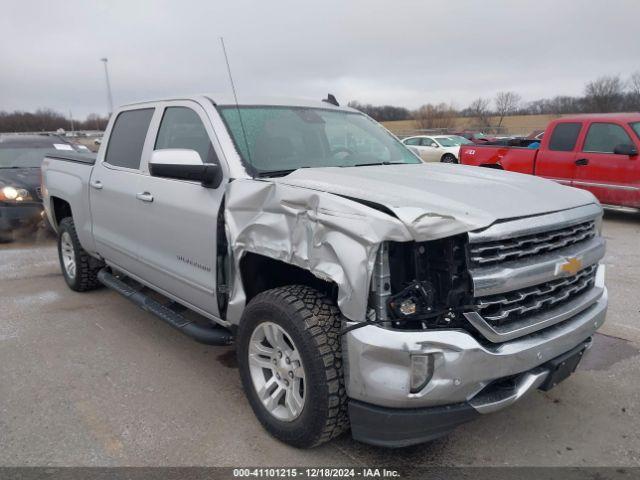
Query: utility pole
69,110,75,135
100,58,114,116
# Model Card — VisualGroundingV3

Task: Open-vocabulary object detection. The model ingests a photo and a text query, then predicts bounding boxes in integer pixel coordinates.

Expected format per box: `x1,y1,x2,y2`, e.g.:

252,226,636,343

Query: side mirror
430,143,439,148
613,144,638,156
149,149,223,188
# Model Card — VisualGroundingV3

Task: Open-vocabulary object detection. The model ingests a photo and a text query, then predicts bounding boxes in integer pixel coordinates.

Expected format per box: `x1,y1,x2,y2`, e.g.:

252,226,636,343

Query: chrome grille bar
476,264,597,323
469,221,596,266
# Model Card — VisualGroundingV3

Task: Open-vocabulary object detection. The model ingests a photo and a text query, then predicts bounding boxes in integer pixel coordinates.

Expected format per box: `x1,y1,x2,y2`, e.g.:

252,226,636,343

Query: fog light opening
410,354,434,393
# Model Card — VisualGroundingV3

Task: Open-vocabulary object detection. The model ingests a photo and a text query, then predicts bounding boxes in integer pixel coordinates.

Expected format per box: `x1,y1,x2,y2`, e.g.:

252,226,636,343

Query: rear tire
237,285,349,448
441,154,458,164
57,217,104,291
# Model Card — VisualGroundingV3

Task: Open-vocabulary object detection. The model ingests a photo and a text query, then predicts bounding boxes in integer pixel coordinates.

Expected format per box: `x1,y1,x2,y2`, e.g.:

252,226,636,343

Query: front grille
469,220,596,266
474,264,598,324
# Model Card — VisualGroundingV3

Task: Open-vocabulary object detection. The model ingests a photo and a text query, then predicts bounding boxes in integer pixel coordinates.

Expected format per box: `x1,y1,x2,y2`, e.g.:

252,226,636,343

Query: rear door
573,121,640,207
535,121,583,186
134,101,227,317
89,107,155,273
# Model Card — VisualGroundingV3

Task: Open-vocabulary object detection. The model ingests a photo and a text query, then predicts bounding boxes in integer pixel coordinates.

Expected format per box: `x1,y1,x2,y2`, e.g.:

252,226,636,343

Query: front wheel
441,153,458,164
237,285,349,448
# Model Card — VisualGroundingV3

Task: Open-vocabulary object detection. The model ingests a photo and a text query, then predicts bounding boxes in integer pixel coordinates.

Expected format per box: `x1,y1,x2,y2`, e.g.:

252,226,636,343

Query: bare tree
628,72,640,110
494,91,521,127
467,97,491,127
413,103,457,129
584,75,624,112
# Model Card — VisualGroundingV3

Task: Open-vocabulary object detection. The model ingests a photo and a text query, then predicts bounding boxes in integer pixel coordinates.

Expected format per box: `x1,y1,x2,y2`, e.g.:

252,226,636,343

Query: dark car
452,130,497,144
0,134,81,241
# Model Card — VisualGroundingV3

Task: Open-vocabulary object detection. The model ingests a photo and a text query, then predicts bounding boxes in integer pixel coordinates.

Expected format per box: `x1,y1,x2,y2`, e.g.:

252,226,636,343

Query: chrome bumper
343,278,607,410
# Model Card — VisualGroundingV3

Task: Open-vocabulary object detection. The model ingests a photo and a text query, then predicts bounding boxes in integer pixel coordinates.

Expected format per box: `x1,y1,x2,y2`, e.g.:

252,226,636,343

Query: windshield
630,122,640,139
217,106,420,175
0,147,65,168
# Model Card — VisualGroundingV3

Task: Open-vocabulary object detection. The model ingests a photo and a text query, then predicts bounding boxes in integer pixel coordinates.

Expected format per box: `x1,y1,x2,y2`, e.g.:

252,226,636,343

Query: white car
402,135,473,163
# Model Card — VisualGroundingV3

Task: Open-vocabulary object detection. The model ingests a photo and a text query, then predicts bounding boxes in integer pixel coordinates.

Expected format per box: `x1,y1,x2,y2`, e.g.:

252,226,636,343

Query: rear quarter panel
459,145,537,174
42,157,96,253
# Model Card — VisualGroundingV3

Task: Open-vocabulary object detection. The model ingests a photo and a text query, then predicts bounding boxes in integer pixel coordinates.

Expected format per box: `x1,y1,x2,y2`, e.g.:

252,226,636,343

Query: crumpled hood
274,163,597,240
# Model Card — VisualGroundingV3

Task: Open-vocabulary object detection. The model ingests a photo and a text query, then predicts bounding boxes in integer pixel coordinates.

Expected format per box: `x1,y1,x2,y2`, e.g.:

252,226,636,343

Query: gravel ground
0,211,638,467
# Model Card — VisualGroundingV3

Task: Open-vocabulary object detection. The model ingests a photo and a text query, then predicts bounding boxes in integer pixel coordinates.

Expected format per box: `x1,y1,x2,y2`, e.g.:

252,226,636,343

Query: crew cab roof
119,94,358,112
556,113,640,122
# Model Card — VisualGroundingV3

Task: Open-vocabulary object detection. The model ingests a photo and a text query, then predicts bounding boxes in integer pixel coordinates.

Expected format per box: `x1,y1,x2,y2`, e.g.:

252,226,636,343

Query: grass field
382,114,561,136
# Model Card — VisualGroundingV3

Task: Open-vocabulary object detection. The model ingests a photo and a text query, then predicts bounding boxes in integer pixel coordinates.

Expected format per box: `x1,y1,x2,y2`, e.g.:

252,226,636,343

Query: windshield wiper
257,168,299,178
351,161,407,167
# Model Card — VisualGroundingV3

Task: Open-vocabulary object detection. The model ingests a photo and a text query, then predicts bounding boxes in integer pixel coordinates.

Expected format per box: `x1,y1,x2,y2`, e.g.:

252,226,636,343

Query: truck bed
459,144,537,175
41,153,96,252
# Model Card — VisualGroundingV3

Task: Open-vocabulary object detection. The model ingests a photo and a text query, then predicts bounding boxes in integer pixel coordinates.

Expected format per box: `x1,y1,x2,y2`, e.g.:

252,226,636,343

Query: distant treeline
0,109,109,133
349,72,640,126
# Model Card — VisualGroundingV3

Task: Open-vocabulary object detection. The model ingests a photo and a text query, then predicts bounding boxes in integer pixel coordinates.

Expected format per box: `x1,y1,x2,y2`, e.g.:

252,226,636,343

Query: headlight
1,186,31,202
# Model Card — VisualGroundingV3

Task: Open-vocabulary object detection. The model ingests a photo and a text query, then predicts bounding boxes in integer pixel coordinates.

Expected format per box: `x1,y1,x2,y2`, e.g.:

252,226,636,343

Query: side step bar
97,269,233,346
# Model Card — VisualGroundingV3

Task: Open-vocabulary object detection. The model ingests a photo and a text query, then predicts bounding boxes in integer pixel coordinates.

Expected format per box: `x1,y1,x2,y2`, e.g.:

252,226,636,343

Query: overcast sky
2,0,639,118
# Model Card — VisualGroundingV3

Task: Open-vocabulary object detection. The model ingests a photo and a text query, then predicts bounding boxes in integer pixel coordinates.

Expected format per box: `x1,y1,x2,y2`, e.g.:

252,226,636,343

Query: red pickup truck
459,114,640,210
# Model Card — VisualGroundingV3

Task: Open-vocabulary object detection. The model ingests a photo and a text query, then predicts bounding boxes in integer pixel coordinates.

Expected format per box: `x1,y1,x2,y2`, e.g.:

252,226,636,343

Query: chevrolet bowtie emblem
557,257,583,276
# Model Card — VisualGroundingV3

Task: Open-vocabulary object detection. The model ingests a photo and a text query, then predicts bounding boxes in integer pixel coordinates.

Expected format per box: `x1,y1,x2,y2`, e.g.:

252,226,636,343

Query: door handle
90,180,103,190
575,158,589,166
136,192,154,203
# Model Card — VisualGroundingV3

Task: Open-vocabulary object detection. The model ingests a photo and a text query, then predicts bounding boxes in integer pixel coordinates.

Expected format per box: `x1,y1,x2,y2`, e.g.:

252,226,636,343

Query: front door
573,121,640,208
135,102,226,317
419,137,441,162
90,107,155,274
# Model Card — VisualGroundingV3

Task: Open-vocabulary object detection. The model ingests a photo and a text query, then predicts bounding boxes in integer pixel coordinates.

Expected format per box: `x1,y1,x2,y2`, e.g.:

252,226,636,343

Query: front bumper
0,203,43,232
348,339,591,447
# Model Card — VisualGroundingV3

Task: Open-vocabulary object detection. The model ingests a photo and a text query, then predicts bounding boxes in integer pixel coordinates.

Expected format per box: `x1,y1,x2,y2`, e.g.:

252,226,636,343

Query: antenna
219,37,252,164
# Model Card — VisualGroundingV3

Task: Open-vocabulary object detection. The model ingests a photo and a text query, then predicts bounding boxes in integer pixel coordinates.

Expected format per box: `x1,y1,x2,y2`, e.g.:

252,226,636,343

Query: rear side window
404,138,420,146
548,123,582,152
583,123,633,153
154,107,216,163
104,108,154,169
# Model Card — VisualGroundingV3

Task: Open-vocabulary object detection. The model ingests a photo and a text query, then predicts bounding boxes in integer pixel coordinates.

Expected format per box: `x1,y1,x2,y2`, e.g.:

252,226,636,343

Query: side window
583,123,633,153
422,138,436,147
404,138,420,146
104,108,154,169
548,122,582,152
155,107,216,163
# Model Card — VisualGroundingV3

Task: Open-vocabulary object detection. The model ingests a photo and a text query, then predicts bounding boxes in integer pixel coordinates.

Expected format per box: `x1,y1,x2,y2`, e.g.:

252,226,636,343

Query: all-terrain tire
57,217,104,291
237,285,349,448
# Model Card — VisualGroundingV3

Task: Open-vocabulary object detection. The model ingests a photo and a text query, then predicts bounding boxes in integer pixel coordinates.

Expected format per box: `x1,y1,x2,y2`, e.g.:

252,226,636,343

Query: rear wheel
57,217,104,291
441,153,458,164
237,285,349,448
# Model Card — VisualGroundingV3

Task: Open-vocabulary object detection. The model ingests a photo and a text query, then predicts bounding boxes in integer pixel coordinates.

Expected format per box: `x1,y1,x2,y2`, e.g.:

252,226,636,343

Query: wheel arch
50,196,73,228
238,252,339,307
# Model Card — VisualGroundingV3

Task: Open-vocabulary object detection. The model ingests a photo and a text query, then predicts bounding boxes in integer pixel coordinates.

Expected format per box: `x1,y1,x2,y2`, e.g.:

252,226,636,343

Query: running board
97,269,233,346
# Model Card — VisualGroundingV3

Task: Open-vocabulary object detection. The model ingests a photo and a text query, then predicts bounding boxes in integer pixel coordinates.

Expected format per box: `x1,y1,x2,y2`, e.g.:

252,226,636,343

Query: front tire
57,217,104,291
441,153,458,164
237,285,349,448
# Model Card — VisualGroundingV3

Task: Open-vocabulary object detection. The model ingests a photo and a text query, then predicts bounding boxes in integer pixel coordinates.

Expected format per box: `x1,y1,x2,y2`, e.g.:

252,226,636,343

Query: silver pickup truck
42,95,607,448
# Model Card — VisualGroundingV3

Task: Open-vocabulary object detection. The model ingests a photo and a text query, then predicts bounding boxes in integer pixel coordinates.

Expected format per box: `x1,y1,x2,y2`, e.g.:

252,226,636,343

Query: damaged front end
369,237,473,331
